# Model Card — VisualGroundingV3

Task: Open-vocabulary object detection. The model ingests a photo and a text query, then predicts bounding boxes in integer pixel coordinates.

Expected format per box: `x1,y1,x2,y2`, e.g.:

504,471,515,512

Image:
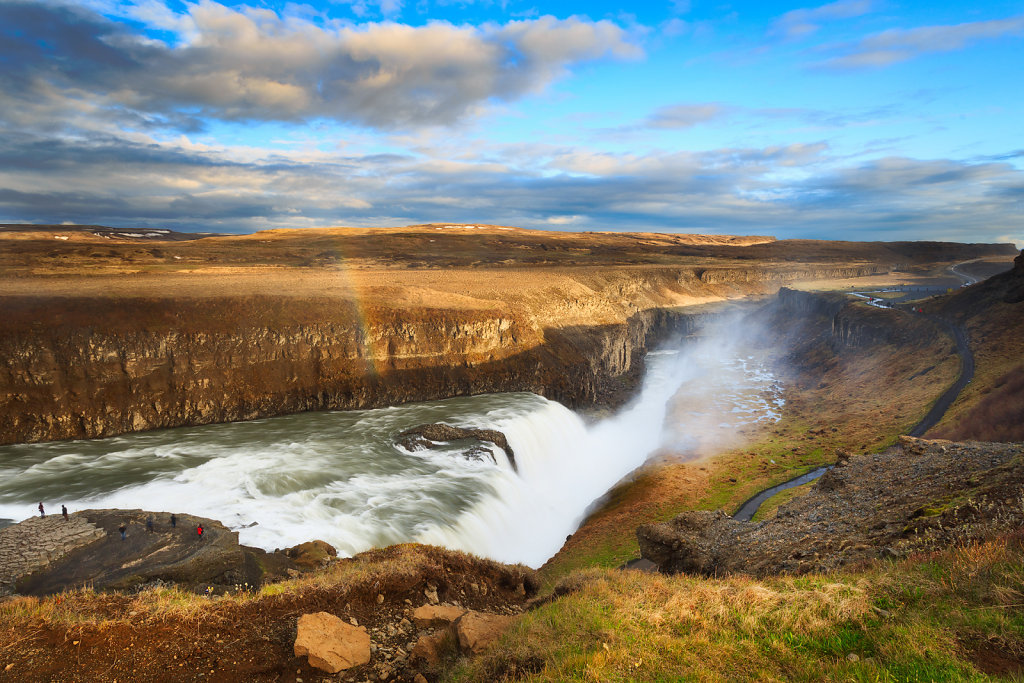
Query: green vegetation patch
455,535,1024,682
751,481,816,522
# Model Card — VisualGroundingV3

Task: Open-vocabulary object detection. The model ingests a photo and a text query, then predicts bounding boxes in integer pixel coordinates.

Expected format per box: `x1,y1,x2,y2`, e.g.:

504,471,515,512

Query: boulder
412,604,466,628
410,631,451,667
636,510,741,575
294,612,371,674
286,540,337,570
396,423,517,471
454,611,513,654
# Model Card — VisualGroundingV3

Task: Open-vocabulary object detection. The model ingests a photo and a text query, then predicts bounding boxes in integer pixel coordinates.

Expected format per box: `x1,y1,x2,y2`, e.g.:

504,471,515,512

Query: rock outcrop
1003,248,1024,303
5,509,302,595
294,611,371,673
697,264,889,285
772,286,946,349
637,438,1024,576
636,510,743,575
774,287,845,318
286,540,338,570
0,515,105,596
830,304,943,348
397,423,517,470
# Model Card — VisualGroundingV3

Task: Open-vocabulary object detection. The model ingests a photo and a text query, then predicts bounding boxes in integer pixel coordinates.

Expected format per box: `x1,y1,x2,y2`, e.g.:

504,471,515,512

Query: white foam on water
415,332,782,566
0,328,783,567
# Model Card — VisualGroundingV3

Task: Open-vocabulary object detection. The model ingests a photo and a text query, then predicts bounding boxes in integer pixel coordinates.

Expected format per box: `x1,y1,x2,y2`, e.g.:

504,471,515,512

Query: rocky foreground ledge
638,437,1024,576
0,509,322,597
0,536,537,682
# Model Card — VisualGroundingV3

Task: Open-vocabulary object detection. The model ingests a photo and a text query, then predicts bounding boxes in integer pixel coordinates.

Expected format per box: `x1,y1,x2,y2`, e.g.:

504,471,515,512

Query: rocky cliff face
696,263,889,285
829,305,942,348
994,248,1024,304
771,287,942,349
0,252,971,446
773,287,845,318
0,296,714,444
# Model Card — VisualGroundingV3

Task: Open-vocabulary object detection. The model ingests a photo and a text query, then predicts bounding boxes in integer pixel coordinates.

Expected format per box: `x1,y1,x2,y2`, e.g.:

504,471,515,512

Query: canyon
0,224,1014,445
1,224,1023,682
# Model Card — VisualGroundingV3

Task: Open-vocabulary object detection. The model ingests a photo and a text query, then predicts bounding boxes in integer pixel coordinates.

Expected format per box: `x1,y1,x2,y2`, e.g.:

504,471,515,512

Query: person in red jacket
197,524,204,539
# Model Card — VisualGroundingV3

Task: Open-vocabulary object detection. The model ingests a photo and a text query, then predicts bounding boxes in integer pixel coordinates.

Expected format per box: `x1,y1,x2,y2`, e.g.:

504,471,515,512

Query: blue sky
0,0,1021,243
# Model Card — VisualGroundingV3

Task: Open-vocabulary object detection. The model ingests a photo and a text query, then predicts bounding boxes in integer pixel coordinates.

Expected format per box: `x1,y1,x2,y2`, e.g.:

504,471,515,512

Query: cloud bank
0,129,1020,243
0,1,640,129
0,1,1020,245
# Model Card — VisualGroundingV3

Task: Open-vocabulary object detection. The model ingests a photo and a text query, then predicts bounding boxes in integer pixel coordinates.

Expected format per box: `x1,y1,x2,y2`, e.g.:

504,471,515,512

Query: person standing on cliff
38,502,44,518
196,524,204,539
170,513,177,529
119,523,127,541
146,515,154,533
62,505,68,521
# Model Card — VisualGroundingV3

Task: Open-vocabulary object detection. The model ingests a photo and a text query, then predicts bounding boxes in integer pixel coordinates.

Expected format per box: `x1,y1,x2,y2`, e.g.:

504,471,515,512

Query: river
0,333,782,568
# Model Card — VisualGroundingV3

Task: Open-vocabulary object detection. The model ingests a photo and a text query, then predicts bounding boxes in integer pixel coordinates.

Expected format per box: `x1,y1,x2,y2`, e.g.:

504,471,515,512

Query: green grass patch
453,535,1024,682
751,481,816,522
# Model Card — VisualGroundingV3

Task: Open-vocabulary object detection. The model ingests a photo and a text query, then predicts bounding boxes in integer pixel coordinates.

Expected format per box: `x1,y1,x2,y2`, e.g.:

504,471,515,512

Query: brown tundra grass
454,534,1024,682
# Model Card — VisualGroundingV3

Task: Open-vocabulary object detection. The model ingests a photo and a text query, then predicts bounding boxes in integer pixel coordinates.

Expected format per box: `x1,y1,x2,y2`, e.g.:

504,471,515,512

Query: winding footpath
731,466,833,522
907,316,973,437
949,259,982,286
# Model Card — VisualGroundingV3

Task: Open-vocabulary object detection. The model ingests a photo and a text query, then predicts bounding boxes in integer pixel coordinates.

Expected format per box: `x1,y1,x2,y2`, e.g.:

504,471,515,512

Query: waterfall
0,327,781,569
415,346,707,566
416,330,782,567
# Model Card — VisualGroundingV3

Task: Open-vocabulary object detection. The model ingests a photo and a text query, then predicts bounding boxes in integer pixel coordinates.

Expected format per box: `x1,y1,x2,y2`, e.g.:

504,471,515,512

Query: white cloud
770,0,872,40
0,1,642,130
645,103,729,129
818,14,1024,69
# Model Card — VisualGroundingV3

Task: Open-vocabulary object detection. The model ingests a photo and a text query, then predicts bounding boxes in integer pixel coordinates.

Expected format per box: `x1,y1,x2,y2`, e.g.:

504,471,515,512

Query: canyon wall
696,263,890,285
830,305,942,348
1,253,987,446
773,287,946,349
0,295,718,445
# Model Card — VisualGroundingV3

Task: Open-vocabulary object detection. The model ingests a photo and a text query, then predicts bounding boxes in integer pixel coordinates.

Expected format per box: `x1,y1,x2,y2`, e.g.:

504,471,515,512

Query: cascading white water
416,329,783,566
0,327,781,568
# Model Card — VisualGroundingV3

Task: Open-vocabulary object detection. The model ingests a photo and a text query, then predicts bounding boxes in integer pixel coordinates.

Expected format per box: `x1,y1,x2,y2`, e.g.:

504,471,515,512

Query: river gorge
0,327,783,569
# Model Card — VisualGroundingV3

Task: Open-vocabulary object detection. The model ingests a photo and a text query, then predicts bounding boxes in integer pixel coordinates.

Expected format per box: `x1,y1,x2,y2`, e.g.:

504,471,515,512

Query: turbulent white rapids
0,333,782,568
